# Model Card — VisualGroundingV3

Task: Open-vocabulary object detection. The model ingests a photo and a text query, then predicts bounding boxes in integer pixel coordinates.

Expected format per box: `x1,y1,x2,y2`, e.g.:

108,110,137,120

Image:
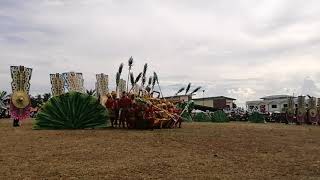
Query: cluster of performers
104,91,184,129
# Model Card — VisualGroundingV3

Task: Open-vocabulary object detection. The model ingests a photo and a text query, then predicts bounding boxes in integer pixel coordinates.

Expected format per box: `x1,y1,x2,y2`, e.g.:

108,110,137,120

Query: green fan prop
249,112,265,123
193,112,211,122
34,92,109,129
211,110,229,123
177,101,195,122
181,113,193,122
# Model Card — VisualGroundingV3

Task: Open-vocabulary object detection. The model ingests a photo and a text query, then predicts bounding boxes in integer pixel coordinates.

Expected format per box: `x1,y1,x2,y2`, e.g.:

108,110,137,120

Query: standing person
105,94,116,127
112,92,119,127
118,92,132,128
144,104,155,129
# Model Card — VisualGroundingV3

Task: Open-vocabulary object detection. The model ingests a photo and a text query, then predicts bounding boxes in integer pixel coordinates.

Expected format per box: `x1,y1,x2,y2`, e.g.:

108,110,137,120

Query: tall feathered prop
145,76,153,93
135,72,142,84
118,63,124,76
127,56,133,91
130,72,135,88
175,87,185,96
116,72,120,88
141,63,148,87
152,74,157,91
153,72,163,98
116,63,124,97
128,57,133,71
148,76,153,87
190,86,202,95
185,83,191,95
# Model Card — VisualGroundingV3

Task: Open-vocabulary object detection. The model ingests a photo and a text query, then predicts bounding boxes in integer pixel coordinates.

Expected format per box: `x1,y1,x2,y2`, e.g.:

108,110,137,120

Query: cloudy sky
1,0,320,106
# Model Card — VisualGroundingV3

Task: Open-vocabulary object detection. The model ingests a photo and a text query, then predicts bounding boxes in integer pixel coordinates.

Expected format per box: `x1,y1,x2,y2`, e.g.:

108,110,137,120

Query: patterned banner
96,73,109,97
62,72,85,93
50,73,65,96
10,66,32,94
119,79,126,96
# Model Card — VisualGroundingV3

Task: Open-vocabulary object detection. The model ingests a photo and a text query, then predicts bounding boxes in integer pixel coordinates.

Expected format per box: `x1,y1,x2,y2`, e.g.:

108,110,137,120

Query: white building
163,95,192,102
246,95,303,113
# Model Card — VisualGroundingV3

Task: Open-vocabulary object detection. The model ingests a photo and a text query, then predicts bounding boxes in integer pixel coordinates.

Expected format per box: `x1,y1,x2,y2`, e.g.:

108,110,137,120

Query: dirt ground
0,119,320,180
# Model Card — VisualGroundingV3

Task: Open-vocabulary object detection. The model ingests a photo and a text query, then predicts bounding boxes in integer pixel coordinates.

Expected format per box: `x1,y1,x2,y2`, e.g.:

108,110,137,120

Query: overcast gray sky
1,0,320,106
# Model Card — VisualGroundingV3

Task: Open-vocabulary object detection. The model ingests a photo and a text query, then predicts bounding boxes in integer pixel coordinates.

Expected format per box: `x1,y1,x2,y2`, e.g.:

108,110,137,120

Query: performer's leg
121,110,127,128
115,110,119,127
13,118,20,127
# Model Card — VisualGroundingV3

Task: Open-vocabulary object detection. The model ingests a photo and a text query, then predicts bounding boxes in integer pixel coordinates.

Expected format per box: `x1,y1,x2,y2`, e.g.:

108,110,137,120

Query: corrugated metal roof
192,96,236,101
260,95,293,100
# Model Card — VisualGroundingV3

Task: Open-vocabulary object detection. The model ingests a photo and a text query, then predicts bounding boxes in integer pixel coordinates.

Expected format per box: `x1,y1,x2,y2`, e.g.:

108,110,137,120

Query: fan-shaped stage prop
176,101,194,122
193,112,211,122
34,92,109,129
249,112,265,123
10,65,32,120
211,110,229,123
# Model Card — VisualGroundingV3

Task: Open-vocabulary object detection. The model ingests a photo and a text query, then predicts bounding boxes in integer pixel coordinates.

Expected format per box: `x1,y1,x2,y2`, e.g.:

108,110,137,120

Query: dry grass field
1,119,320,180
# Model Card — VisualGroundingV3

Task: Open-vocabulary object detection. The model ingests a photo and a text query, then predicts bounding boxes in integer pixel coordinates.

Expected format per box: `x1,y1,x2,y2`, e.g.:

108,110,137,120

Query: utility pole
202,90,205,106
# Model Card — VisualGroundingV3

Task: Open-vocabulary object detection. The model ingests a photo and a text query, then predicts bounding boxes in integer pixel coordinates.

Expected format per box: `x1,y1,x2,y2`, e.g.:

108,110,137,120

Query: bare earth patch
0,119,320,179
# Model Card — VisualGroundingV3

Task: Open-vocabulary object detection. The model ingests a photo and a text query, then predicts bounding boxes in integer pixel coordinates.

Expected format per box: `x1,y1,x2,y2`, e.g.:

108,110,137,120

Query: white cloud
1,0,320,106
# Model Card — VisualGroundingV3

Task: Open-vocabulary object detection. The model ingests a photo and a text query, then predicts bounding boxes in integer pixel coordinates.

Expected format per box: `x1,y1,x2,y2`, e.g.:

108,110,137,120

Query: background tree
86,89,96,96
0,91,9,109
31,94,43,108
43,93,51,103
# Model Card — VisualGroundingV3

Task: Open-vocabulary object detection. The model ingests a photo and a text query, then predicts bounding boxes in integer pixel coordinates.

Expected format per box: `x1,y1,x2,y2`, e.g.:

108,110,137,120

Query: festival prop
96,73,109,98
307,96,318,124
141,63,148,88
286,96,295,123
62,72,85,93
185,83,191,95
193,112,211,122
211,110,229,122
50,73,65,96
34,92,109,129
10,65,32,120
297,96,306,124
115,63,124,97
249,112,265,123
175,87,185,96
127,56,133,92
118,79,126,97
